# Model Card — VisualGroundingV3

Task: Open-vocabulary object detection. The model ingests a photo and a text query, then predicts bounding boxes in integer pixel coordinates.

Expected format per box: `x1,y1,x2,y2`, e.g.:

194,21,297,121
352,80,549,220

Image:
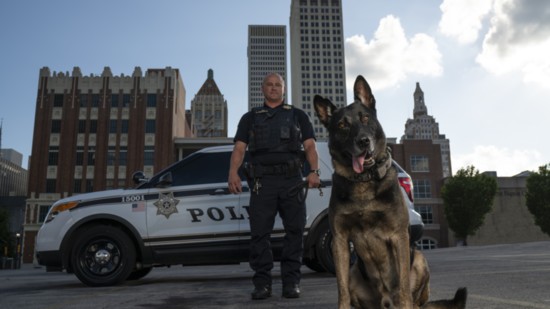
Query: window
415,205,434,224
53,94,64,107
411,155,429,172
144,150,155,166
107,152,116,166
73,179,82,193
75,152,84,165
46,179,56,193
48,152,59,166
418,238,437,250
78,120,86,133
85,180,93,192
79,94,88,107
91,94,100,107
145,120,155,133
89,120,98,133
38,205,51,223
87,152,95,165
51,120,62,133
121,120,129,133
109,120,118,133
118,151,127,166
413,179,432,199
123,94,131,107
111,94,119,108
147,94,157,107
167,152,233,186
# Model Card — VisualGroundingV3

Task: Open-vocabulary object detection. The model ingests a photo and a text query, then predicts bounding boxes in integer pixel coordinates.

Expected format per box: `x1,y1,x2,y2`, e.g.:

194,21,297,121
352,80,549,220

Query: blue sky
1,0,549,176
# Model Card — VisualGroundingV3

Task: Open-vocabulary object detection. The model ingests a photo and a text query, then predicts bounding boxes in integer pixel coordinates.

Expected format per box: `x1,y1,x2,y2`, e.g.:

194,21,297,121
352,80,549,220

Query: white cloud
476,0,550,88
439,0,550,88
452,145,546,176
345,15,442,91
438,0,493,44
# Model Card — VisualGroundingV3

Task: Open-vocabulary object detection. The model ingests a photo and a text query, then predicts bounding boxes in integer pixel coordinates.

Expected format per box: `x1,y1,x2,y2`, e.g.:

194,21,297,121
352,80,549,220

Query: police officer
228,73,320,300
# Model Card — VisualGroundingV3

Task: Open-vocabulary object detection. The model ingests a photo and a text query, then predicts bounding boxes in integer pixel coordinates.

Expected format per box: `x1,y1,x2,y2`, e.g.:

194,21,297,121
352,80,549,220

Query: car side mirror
132,171,148,185
157,172,173,188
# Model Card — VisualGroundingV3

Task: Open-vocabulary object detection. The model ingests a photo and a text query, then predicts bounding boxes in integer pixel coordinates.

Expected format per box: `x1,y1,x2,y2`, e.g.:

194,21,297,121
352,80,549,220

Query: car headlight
45,201,79,223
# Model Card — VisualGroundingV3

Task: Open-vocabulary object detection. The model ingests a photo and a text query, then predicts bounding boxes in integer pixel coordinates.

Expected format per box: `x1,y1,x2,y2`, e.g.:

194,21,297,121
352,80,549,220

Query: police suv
35,142,424,287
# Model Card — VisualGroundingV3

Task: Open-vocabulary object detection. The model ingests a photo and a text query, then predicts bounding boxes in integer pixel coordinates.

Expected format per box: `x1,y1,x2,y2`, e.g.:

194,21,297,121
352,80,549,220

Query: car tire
303,256,326,273
70,224,136,287
126,267,152,281
314,218,356,274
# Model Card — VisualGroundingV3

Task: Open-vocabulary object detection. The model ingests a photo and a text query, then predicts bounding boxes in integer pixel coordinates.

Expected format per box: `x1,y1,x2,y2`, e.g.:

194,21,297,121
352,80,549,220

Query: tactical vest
248,104,302,156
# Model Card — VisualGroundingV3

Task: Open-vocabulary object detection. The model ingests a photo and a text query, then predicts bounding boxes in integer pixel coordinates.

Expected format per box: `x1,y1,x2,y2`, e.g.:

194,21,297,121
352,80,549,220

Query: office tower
248,25,288,110
190,69,228,137
290,0,347,140
401,82,452,178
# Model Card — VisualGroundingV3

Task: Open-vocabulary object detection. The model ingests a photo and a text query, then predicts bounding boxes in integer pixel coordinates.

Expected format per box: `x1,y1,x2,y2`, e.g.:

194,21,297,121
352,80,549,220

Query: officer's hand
306,173,321,189
228,173,242,194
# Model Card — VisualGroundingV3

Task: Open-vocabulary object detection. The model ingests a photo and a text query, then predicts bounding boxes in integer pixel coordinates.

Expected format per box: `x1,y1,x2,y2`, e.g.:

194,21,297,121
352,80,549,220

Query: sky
1,0,549,177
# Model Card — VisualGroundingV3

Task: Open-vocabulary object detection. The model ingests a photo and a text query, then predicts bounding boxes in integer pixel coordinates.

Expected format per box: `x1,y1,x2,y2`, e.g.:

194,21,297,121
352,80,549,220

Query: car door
144,150,245,261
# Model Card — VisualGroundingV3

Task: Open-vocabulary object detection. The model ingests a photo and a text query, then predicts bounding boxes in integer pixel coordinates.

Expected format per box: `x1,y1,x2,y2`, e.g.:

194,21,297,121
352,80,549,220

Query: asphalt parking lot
2,241,550,309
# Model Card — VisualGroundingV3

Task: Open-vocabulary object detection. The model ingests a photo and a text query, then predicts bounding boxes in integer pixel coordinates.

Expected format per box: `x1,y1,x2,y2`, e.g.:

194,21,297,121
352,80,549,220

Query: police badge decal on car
154,192,180,218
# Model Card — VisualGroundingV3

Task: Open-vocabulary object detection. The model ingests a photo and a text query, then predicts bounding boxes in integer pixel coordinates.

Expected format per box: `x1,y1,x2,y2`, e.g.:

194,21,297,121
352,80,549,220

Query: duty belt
260,164,293,175
244,159,302,178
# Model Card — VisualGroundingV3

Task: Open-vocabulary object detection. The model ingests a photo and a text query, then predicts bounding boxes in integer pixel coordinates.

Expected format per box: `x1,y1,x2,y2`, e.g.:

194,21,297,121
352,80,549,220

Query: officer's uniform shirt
234,102,315,165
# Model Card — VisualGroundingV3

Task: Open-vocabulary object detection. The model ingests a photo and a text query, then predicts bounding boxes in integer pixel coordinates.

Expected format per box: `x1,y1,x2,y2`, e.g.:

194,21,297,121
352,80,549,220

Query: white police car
35,142,423,286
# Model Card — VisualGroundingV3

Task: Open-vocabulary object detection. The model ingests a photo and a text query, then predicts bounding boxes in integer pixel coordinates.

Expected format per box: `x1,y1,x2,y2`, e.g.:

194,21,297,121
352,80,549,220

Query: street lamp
15,233,21,269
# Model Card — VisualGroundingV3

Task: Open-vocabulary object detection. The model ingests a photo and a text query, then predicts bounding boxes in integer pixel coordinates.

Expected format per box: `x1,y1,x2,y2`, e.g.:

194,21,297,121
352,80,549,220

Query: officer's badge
154,192,180,219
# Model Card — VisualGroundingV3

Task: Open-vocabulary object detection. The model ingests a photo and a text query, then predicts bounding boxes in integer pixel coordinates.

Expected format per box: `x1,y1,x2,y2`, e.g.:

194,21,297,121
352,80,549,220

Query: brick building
390,139,450,248
22,66,190,263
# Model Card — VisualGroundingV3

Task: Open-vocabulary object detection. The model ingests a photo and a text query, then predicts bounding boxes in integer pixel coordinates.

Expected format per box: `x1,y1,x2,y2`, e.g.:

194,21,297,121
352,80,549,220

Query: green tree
441,165,497,245
526,163,550,236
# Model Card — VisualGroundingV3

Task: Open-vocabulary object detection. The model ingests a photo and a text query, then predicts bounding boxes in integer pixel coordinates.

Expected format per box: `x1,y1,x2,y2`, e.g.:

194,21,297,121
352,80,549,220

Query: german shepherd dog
314,75,467,309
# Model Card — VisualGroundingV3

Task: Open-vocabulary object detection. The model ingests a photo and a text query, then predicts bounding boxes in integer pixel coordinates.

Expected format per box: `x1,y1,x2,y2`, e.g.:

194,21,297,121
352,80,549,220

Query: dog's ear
314,95,335,128
354,75,376,110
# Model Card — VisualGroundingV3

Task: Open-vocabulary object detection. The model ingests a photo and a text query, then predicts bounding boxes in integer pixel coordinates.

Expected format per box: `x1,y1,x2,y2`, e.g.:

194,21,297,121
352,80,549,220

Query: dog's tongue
352,154,365,174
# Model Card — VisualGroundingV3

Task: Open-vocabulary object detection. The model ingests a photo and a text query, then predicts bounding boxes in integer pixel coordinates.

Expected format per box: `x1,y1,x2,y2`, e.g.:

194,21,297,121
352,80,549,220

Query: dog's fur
314,75,466,309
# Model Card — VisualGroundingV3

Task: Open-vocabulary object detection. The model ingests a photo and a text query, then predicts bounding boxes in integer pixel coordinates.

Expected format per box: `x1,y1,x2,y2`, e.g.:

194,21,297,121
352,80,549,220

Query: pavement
2,241,550,308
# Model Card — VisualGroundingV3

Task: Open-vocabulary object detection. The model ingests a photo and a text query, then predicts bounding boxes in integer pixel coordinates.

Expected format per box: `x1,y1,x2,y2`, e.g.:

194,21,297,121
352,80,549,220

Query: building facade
0,149,28,197
190,69,228,137
401,83,452,178
0,148,27,267
390,139,450,248
22,66,189,263
248,25,288,110
468,173,550,245
290,0,347,139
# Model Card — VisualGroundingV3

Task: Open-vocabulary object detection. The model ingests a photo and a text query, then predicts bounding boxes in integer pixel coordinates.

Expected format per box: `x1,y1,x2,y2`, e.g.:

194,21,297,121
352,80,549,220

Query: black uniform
234,103,315,289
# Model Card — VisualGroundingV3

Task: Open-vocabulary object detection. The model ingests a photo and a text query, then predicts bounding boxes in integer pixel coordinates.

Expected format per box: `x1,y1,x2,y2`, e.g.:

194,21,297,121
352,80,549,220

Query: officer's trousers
248,174,306,288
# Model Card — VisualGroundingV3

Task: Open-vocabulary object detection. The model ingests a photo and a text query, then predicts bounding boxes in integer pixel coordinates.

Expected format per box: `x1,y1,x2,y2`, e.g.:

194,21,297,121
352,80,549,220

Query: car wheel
314,219,356,274
126,267,152,281
70,225,136,287
303,256,326,273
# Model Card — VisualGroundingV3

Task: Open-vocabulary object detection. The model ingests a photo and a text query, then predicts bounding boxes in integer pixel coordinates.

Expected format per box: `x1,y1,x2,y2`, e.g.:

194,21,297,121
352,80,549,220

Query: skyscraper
248,25,287,110
190,69,228,137
290,0,347,140
402,82,452,178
